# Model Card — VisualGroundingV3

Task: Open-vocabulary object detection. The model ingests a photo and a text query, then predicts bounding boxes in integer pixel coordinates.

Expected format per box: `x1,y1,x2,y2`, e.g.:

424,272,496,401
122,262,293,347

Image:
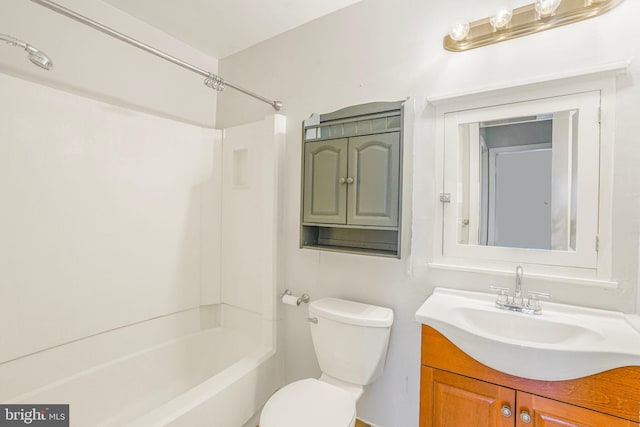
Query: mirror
441,90,601,269
457,110,578,251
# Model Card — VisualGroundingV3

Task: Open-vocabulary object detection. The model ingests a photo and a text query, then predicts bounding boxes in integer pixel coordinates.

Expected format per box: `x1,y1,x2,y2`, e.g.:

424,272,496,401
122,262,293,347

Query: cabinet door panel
516,392,636,427
303,139,348,224
347,132,400,227
421,367,515,427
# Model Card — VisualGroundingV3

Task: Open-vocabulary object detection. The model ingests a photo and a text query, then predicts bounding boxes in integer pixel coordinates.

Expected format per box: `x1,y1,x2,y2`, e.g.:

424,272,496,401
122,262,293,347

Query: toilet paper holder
280,289,310,306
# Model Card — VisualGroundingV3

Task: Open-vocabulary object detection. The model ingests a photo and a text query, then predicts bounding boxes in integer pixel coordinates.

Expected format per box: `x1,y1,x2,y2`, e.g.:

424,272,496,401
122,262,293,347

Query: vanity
413,65,640,425
416,64,639,425
416,288,640,426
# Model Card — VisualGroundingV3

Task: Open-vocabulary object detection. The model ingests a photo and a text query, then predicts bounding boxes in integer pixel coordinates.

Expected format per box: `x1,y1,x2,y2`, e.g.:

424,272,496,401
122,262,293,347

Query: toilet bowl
260,297,394,427
260,378,356,427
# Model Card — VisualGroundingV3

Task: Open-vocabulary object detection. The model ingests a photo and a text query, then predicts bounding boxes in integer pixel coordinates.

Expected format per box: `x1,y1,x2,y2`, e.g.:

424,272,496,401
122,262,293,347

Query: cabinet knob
520,410,532,423
339,177,346,184
346,177,354,184
500,405,512,418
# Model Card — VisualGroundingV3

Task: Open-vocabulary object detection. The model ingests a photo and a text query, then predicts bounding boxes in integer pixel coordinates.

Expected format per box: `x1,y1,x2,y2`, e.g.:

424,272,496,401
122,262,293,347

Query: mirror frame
429,68,621,284
444,91,599,268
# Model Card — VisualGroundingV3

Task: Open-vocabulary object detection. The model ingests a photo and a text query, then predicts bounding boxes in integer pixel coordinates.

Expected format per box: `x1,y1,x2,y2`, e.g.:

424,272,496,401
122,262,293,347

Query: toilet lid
260,378,356,427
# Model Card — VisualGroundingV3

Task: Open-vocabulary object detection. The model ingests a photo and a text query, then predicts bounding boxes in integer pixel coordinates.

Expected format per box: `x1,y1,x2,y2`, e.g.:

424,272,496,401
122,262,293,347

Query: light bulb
535,0,562,17
449,22,470,41
489,9,513,29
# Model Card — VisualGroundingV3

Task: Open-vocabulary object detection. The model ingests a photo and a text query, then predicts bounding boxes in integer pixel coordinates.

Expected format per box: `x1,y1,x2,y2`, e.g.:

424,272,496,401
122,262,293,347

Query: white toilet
260,297,394,427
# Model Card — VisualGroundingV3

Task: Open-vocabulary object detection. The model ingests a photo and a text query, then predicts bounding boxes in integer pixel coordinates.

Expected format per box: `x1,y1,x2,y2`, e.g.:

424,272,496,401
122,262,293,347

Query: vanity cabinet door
420,366,515,427
516,393,637,427
346,132,400,227
303,138,348,224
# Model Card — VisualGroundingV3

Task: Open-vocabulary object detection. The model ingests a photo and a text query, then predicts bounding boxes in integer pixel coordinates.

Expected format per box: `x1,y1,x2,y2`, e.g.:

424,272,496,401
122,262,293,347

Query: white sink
415,288,640,381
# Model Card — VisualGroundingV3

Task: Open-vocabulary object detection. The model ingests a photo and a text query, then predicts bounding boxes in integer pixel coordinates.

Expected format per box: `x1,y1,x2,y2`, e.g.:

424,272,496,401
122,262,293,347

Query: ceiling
103,0,364,59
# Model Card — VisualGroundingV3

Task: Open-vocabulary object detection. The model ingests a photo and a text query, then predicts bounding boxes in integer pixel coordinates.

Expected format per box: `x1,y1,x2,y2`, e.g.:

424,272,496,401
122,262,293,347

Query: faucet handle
526,290,550,312
490,286,511,304
527,290,550,299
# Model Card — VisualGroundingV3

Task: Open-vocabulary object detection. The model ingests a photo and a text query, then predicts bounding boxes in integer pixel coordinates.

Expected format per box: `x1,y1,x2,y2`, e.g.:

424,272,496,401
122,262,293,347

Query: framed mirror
442,91,601,268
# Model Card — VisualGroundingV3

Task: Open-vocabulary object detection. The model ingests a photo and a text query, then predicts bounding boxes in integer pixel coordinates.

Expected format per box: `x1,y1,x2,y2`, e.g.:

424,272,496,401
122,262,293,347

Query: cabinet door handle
520,410,532,423
339,177,346,184
346,177,354,184
500,405,512,417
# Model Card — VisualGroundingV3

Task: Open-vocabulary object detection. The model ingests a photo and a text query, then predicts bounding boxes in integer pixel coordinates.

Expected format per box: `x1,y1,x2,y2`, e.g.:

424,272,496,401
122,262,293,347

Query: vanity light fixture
444,0,624,52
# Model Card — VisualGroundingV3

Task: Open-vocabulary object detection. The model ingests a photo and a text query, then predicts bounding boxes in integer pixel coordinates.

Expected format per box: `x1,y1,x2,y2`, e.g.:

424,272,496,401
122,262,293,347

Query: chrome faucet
490,265,550,315
515,265,524,298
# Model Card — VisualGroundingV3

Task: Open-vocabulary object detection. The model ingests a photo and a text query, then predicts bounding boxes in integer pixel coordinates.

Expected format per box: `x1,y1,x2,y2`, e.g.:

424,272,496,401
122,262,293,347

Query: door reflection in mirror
458,111,578,251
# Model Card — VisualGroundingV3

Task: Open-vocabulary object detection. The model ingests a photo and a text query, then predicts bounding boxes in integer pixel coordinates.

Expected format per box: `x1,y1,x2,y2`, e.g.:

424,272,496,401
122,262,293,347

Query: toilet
260,297,394,427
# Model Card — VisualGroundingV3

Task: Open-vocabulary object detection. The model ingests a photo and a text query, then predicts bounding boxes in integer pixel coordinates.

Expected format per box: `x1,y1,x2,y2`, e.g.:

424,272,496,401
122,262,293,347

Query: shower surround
0,72,285,426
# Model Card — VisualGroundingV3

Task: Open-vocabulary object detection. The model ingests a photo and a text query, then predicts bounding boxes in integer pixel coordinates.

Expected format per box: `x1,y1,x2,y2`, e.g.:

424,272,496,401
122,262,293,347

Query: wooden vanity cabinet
420,325,640,427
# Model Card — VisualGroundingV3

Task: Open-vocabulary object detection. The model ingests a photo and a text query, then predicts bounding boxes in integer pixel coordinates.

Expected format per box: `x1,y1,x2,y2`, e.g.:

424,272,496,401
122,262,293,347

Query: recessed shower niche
300,101,405,257
233,148,249,188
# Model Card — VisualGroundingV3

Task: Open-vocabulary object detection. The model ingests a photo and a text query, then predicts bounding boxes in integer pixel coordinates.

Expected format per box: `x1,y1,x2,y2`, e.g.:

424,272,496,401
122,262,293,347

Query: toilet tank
309,298,393,386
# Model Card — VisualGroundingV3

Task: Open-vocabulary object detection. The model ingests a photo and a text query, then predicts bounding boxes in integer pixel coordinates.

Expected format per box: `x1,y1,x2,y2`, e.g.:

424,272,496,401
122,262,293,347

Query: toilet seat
260,378,356,427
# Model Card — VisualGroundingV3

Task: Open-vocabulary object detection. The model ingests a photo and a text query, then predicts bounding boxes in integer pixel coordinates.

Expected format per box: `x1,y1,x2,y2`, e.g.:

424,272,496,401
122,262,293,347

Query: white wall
0,73,220,363
1,0,218,127
217,1,640,426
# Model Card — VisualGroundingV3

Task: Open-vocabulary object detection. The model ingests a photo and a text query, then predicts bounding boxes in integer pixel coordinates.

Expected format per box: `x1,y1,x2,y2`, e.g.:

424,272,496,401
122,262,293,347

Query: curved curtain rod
29,0,283,111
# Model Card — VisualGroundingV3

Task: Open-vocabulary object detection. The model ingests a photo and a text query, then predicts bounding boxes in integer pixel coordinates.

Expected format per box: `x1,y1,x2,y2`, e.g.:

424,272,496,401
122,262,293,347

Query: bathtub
5,323,277,427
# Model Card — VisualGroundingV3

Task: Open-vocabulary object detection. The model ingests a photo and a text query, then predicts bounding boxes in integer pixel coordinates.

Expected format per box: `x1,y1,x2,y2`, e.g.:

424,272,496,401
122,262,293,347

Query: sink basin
415,288,640,381
452,306,604,345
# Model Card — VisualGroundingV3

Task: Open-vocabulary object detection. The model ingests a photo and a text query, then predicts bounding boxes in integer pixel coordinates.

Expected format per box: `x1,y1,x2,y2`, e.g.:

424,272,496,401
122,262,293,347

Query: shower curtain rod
29,0,283,111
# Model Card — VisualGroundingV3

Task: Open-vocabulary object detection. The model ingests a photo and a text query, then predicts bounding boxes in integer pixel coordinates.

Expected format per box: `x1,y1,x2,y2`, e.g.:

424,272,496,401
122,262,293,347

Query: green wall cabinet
300,101,404,257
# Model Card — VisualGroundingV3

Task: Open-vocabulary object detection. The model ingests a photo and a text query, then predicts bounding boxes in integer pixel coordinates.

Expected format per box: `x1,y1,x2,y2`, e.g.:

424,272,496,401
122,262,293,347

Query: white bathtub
6,324,277,427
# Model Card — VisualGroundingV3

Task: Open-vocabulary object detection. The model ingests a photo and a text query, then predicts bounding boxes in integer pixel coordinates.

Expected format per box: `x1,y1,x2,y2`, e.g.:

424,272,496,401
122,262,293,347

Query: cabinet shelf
301,244,399,258
302,222,398,231
301,225,398,258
